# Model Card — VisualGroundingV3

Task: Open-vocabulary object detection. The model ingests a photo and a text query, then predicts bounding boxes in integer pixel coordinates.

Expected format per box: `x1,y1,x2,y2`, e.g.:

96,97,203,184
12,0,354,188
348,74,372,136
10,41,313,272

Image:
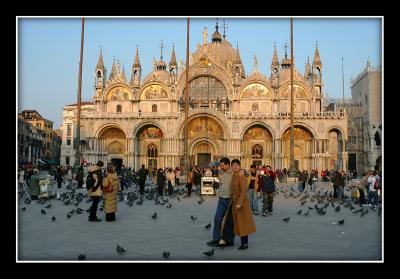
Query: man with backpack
86,161,104,222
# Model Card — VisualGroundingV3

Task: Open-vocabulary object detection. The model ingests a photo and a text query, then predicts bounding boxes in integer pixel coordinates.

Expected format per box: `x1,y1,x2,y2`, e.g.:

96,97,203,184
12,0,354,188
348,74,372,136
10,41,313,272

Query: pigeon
152,212,157,219
335,205,341,212
52,216,56,221
67,209,75,215
162,251,170,259
41,209,46,215
166,203,172,208
282,217,290,222
308,206,314,210
191,215,198,221
21,207,26,211
204,222,211,229
338,219,345,225
78,253,86,260
301,200,307,206
202,249,214,257
44,203,52,209
297,209,302,215
198,200,203,205
67,214,71,219
303,210,310,216
116,244,126,254
177,197,181,201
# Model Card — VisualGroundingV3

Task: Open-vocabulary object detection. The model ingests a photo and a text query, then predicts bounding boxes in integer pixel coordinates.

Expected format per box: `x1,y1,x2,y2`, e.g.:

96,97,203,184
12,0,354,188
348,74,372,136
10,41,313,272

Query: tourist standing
88,161,104,222
102,163,119,222
138,164,147,195
247,165,259,215
186,168,194,197
28,169,40,200
166,168,175,195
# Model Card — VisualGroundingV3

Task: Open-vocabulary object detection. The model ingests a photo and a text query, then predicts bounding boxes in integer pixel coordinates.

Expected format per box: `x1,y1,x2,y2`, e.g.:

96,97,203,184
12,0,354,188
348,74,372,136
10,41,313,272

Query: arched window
97,71,102,78
374,131,381,146
152,104,157,112
147,143,158,158
116,105,122,113
252,144,263,159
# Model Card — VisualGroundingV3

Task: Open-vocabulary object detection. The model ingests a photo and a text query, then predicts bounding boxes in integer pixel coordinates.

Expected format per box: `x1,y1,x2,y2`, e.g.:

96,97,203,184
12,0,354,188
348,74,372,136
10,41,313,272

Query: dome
192,40,239,71
143,69,170,85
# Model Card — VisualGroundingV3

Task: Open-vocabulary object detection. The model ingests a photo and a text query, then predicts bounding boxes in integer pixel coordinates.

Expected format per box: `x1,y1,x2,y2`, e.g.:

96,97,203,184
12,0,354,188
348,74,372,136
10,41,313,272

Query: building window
25,148,29,156
67,125,71,136
251,144,263,159
65,156,70,165
67,139,71,146
374,131,381,146
116,105,122,113
147,143,158,158
152,104,157,112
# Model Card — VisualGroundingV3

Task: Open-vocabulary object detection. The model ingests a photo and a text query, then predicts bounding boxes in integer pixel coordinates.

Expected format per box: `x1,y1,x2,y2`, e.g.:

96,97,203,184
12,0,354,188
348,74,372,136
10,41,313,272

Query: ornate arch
278,82,310,99
105,83,134,101
95,122,127,138
189,138,219,156
175,109,230,139
175,56,234,100
139,82,171,100
133,121,165,139
280,123,317,139
240,121,276,139
327,125,347,140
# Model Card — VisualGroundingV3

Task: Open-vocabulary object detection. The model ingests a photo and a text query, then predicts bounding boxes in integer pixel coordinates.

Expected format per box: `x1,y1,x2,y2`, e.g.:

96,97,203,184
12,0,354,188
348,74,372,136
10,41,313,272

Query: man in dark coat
138,164,148,195
193,165,202,195
156,168,166,196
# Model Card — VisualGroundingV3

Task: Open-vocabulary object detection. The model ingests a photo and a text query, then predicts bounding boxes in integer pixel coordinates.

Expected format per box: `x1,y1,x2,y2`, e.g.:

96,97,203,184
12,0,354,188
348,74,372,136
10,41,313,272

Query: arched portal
281,126,313,171
242,125,273,169
327,128,343,171
98,127,127,167
135,124,163,173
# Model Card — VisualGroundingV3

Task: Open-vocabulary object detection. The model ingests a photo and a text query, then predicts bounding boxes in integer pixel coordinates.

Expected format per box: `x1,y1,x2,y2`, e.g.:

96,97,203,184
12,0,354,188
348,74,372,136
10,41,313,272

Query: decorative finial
284,41,288,58
99,45,102,54
236,41,239,49
136,44,139,52
253,55,258,73
316,41,319,48
273,42,276,49
222,19,228,40
159,40,164,61
215,18,219,31
202,26,208,45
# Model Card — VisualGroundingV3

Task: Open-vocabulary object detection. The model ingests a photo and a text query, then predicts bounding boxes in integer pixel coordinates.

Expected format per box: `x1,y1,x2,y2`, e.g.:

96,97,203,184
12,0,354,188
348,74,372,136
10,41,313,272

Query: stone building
60,22,348,172
18,115,45,166
348,61,382,173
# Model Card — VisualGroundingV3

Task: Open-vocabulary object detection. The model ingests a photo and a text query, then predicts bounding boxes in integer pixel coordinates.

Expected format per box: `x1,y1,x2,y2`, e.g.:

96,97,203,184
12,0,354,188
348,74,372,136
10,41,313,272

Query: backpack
86,172,95,191
374,178,380,190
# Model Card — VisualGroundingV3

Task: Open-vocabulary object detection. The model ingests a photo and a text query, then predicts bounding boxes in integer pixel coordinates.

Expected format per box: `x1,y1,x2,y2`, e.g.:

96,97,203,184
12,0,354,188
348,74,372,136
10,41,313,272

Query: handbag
103,179,113,193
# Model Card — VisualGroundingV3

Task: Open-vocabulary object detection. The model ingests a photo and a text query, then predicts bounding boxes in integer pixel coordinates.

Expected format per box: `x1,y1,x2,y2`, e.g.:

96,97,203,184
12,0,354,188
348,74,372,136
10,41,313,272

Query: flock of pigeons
18,179,381,260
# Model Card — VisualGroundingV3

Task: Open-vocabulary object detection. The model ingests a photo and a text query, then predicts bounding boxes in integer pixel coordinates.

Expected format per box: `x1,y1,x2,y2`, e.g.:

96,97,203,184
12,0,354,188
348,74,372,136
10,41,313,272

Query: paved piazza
17,175,381,261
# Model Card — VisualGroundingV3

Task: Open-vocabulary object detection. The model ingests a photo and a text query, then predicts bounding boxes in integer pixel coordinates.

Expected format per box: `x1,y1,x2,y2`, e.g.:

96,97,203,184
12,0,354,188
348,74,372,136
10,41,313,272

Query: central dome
192,40,239,70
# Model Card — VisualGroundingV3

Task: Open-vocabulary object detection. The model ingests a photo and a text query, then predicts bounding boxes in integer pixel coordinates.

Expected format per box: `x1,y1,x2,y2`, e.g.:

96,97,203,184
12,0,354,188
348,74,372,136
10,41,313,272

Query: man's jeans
368,191,378,206
298,181,304,192
247,189,258,213
213,197,234,243
336,186,344,199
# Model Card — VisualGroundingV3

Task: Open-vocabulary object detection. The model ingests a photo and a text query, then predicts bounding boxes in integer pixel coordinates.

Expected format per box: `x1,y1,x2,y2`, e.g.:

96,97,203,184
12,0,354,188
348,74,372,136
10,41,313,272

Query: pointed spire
133,45,141,67
234,41,242,64
271,43,279,68
212,18,222,43
110,57,117,80
313,42,322,65
253,55,258,73
169,43,177,67
121,64,126,80
305,56,311,77
96,46,104,69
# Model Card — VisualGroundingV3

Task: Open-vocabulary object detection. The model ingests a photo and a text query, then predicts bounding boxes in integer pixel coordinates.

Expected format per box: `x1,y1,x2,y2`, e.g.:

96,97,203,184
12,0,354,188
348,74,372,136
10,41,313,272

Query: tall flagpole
183,18,190,170
75,17,85,168
342,57,344,108
288,17,298,177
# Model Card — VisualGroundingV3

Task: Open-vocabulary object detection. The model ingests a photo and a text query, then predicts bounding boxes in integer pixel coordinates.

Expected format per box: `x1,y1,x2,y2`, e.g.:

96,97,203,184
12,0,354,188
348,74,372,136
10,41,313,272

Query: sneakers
238,244,248,250
206,240,219,247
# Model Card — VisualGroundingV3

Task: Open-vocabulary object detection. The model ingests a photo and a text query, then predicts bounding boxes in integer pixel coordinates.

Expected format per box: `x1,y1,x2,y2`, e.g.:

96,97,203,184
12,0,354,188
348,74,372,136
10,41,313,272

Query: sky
18,17,382,128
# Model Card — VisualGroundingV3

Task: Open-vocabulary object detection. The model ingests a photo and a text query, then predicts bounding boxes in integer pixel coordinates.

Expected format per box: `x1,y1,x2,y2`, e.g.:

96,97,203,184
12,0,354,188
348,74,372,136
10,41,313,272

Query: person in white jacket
367,172,377,208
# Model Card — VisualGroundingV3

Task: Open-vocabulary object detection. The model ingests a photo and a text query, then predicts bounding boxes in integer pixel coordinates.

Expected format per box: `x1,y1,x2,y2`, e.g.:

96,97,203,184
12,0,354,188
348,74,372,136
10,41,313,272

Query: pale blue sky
18,17,382,128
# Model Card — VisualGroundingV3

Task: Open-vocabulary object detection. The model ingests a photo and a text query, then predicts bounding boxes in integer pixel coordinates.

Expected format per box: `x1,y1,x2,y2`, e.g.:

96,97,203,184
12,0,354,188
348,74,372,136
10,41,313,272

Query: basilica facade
60,23,348,172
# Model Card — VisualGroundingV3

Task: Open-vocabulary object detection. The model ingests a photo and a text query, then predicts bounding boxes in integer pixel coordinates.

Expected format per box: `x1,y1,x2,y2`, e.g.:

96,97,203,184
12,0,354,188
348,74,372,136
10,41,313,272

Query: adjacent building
18,115,45,166
347,61,382,173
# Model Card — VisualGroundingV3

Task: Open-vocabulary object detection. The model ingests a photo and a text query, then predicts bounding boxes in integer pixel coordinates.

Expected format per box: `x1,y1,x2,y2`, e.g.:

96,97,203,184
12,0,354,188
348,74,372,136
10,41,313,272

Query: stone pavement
17,179,382,262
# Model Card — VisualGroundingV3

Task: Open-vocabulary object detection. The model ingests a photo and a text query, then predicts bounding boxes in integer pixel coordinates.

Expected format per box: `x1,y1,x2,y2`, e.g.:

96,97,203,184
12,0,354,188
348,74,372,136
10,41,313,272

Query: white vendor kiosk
201,177,216,195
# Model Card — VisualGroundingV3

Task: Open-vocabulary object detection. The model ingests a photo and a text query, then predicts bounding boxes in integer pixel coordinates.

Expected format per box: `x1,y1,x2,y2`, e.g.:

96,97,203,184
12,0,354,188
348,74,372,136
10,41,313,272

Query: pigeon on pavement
152,212,157,219
116,244,126,254
282,217,290,222
204,222,211,229
202,249,214,257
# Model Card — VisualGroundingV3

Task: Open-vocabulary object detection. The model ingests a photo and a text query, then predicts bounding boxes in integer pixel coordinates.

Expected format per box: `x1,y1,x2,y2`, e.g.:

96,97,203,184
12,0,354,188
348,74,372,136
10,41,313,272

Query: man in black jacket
156,168,166,196
193,165,202,195
138,164,148,195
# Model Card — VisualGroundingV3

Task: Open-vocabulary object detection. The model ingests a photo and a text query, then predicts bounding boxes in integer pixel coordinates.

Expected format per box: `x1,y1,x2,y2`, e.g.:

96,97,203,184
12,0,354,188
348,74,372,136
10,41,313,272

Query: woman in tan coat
102,163,119,222
220,159,256,250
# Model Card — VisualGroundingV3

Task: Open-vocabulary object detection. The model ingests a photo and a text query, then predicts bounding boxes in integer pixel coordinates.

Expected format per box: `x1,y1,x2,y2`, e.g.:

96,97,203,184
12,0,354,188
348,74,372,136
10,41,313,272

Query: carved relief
107,141,124,154
140,127,163,139
243,127,272,140
280,84,308,98
140,84,168,100
282,127,312,141
188,117,223,139
240,83,270,99
100,128,125,139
